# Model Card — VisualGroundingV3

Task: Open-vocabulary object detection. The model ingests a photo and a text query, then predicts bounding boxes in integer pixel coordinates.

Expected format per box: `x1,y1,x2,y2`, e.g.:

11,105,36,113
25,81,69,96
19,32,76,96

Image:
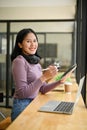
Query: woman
11,28,67,121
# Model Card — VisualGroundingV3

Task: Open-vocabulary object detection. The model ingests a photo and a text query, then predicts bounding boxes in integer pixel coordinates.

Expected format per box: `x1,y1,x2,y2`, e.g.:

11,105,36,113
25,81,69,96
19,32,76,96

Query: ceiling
0,0,77,7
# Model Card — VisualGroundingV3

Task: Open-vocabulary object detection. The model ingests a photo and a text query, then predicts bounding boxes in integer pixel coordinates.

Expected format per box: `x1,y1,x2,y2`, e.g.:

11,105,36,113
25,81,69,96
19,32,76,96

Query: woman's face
18,32,38,55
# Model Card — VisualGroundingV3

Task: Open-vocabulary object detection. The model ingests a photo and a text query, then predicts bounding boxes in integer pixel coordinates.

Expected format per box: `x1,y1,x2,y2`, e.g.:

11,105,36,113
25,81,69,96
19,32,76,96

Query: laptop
38,76,85,115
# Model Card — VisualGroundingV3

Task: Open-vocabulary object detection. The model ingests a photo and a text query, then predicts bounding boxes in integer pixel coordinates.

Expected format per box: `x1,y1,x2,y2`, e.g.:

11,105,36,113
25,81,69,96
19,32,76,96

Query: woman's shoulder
12,55,42,68
13,55,26,64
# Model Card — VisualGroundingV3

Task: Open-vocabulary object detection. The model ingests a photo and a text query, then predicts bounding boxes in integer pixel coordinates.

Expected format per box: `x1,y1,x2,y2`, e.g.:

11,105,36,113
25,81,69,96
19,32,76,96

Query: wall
0,6,75,20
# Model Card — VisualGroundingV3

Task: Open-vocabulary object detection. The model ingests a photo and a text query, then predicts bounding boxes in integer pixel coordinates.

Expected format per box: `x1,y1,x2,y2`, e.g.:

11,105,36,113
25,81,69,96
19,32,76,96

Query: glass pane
10,22,74,69
10,22,74,32
0,23,6,106
9,34,17,98
46,33,72,69
0,21,76,107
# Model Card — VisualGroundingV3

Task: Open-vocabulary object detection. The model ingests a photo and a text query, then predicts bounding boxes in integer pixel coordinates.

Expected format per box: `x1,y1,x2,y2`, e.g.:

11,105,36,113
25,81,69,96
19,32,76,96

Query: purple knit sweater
12,55,60,99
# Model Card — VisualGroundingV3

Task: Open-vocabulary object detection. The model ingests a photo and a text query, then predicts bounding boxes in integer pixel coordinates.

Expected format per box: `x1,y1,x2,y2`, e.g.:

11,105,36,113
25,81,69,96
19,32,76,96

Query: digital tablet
60,64,77,79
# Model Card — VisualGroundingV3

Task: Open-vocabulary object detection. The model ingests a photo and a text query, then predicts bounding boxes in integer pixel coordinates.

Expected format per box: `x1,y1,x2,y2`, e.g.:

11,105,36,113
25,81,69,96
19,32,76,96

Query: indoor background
0,0,87,121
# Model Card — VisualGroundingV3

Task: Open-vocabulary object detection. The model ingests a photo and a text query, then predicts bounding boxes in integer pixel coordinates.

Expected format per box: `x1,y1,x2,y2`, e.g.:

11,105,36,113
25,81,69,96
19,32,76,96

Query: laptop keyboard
54,101,74,112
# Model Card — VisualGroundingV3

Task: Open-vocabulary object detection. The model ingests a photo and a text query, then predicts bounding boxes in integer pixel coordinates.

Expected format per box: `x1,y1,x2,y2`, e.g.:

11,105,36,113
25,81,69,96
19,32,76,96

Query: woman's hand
40,65,58,82
59,71,72,84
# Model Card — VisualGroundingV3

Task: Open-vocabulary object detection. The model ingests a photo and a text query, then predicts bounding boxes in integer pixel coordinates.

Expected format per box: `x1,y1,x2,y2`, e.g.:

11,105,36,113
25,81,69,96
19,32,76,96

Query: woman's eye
26,40,37,43
34,40,37,42
27,40,30,43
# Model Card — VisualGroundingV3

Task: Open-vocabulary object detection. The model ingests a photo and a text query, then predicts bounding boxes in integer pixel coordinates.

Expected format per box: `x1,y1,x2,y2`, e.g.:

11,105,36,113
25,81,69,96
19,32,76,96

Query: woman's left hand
59,71,72,84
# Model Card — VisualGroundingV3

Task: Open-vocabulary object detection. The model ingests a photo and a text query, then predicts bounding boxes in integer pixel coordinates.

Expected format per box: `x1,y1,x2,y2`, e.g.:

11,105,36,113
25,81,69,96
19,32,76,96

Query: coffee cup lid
64,82,72,85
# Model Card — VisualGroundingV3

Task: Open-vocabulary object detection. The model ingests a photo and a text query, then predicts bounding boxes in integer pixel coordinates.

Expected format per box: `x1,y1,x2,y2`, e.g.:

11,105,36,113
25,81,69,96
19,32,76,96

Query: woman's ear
18,43,22,48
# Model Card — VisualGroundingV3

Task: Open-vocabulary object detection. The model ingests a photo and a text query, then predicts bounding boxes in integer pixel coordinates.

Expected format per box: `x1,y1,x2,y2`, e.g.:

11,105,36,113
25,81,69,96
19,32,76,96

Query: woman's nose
30,41,35,45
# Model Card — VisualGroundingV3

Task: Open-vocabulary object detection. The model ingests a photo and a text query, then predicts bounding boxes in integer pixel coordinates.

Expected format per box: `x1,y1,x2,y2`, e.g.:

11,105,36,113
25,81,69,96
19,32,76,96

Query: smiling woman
10,28,73,121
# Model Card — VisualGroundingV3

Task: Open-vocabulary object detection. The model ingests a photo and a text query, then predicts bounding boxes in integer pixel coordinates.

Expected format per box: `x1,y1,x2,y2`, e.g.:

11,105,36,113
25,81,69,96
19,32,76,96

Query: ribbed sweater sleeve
40,80,61,94
12,56,43,99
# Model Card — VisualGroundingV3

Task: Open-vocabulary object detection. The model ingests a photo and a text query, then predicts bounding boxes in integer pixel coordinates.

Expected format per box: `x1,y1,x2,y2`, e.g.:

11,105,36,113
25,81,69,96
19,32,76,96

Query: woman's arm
39,80,61,94
12,57,43,99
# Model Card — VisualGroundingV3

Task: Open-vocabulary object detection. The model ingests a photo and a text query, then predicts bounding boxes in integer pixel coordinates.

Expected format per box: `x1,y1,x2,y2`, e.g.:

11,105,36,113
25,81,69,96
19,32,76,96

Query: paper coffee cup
64,82,72,94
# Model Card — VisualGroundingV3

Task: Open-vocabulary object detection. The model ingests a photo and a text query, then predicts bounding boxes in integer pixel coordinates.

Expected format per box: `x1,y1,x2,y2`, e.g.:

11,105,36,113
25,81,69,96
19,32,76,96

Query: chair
0,93,11,130
0,116,11,130
0,93,6,119
0,112,6,119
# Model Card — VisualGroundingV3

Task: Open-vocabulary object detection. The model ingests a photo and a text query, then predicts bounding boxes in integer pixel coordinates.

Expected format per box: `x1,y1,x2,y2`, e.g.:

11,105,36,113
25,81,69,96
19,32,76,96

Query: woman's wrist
40,75,46,82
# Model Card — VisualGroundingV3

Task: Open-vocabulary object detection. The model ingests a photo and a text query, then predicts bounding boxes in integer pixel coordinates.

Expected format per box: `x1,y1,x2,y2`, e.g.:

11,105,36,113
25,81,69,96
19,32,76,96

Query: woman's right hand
40,65,58,82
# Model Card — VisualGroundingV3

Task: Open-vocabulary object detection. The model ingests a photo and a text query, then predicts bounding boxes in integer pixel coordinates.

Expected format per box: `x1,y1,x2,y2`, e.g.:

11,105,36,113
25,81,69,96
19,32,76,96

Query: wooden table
6,78,87,130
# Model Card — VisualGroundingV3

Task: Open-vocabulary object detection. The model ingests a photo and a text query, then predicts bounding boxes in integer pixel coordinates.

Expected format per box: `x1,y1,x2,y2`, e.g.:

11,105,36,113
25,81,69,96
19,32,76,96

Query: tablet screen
61,64,77,79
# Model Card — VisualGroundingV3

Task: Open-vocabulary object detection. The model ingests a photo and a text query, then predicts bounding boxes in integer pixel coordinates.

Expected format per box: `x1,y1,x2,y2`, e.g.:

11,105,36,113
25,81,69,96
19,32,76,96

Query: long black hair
11,28,41,62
